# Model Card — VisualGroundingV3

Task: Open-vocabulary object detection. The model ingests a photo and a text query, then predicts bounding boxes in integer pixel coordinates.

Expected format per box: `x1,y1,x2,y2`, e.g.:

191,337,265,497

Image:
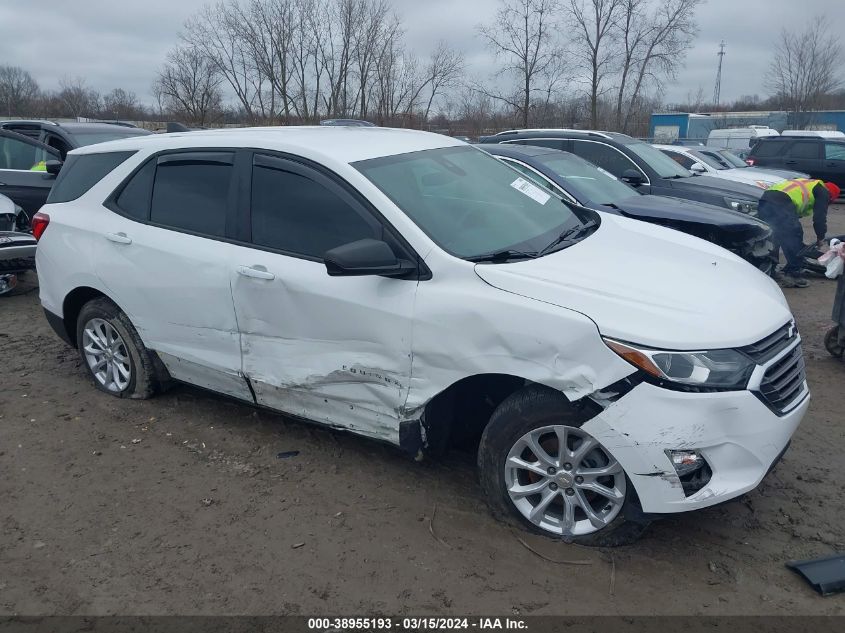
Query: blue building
649,110,845,142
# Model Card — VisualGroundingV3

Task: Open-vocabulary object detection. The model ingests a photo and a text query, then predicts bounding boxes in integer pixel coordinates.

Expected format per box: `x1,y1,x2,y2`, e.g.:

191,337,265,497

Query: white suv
34,127,809,545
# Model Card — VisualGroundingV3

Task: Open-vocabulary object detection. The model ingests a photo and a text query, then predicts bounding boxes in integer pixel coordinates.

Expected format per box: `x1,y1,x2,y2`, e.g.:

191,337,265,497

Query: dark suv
0,120,152,160
480,129,764,214
746,136,845,189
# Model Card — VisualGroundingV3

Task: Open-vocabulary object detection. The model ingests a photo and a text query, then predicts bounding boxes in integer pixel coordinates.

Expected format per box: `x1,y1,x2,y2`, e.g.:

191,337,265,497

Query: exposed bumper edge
43,307,73,347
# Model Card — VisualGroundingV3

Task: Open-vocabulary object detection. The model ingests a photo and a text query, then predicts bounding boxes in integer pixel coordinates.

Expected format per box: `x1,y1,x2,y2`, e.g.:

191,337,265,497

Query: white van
706,126,780,155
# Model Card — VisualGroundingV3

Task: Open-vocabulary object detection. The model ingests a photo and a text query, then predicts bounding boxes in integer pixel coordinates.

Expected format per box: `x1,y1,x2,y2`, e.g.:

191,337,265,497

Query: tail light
746,158,755,166
31,212,50,241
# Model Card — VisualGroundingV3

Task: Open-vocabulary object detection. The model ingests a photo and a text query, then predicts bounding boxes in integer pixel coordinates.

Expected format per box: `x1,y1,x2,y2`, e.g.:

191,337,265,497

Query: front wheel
478,385,648,547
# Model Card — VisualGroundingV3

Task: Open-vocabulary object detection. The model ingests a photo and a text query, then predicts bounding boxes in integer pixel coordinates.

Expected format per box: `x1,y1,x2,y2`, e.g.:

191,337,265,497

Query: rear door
228,152,417,444
96,149,252,401
783,140,823,176
821,142,845,188
0,130,59,218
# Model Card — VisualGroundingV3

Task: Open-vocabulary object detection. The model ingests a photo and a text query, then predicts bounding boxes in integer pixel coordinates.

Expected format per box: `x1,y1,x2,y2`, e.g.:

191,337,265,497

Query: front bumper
582,381,808,514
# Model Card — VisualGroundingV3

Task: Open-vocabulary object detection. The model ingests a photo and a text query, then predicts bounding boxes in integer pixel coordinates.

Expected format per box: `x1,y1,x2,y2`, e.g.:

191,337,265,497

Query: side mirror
689,162,706,173
324,238,417,278
621,169,645,186
45,160,63,176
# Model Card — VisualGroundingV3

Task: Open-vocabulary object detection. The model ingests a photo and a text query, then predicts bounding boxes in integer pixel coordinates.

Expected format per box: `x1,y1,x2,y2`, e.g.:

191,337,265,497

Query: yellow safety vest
767,178,823,217
29,161,47,172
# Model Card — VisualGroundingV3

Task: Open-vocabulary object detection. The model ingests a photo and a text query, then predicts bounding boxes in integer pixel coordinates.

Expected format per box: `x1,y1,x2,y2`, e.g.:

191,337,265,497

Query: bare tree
57,77,100,118
154,45,224,125
477,0,565,128
419,41,464,122
613,0,701,132
101,88,144,120
0,66,39,117
567,0,622,129
766,19,843,128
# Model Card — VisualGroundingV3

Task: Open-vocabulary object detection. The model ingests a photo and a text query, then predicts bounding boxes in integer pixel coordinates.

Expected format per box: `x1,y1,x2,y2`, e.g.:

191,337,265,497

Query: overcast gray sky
1,0,842,107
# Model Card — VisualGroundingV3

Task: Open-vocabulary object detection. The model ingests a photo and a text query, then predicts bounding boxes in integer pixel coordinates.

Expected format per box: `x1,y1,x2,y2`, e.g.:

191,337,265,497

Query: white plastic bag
818,238,845,279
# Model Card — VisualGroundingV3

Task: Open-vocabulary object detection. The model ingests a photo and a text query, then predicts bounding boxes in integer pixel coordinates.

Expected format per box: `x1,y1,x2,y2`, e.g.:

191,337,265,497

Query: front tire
478,385,648,547
76,297,156,399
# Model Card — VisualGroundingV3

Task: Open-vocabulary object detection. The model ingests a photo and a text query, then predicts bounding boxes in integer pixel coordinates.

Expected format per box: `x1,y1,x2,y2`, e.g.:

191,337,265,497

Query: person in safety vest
758,178,841,288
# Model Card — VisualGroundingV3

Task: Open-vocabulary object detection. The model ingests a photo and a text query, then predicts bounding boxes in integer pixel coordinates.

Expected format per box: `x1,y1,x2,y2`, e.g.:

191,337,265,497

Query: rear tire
478,385,649,547
75,297,156,399
825,326,843,358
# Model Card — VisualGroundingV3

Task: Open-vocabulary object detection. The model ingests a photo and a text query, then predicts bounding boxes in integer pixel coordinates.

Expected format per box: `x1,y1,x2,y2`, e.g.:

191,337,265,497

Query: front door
229,153,417,444
0,130,59,218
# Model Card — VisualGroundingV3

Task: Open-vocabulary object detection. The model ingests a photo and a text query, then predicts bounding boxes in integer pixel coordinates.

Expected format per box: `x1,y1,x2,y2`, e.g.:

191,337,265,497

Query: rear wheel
825,326,843,358
76,297,156,399
478,385,648,546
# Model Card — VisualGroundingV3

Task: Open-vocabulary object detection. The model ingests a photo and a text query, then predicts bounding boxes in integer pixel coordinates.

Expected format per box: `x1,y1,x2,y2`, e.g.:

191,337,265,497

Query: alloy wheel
82,318,131,393
504,425,626,536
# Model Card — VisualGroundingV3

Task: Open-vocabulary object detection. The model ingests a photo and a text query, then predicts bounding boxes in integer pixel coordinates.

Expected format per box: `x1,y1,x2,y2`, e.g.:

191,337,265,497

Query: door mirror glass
324,238,416,278
621,169,645,185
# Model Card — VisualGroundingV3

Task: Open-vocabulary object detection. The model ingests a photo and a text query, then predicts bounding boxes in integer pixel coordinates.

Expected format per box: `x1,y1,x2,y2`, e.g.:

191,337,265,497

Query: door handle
105,232,132,245
784,160,798,165
237,265,275,280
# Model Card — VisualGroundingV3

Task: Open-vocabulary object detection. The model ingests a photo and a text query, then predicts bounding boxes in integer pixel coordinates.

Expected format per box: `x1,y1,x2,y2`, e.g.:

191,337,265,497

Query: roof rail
494,128,613,139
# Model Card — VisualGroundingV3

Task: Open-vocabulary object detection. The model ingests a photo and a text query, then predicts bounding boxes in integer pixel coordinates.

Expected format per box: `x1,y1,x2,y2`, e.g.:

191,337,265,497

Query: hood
474,214,790,350
746,166,808,180
664,174,763,200
610,195,769,235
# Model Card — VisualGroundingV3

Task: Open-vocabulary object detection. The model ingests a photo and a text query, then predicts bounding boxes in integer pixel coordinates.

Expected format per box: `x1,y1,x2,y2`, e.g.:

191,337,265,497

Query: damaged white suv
35,127,808,545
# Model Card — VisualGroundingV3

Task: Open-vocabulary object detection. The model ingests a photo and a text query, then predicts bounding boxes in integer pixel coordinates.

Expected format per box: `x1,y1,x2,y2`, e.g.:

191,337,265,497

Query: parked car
781,130,845,139
35,127,807,545
695,148,808,180
479,143,775,273
0,192,37,290
746,136,845,190
0,128,62,220
655,144,786,189
706,126,779,157
480,129,763,215
0,120,152,160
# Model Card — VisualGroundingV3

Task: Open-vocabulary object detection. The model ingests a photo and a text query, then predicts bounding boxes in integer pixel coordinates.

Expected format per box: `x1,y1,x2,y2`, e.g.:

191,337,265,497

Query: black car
0,129,62,220
479,129,764,214
746,136,845,189
0,120,152,160
478,144,774,272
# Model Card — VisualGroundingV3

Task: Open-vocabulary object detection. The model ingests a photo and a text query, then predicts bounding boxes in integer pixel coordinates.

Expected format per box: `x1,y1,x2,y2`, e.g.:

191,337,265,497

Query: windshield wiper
538,220,599,256
466,249,538,263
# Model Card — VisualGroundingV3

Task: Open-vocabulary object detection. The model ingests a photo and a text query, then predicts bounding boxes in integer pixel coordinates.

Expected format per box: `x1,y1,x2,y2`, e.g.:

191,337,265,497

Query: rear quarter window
749,141,784,157
47,151,136,203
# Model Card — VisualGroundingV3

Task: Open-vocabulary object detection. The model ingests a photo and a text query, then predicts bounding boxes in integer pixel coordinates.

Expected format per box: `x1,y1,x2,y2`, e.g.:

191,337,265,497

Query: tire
478,384,649,547
75,297,157,399
824,326,843,358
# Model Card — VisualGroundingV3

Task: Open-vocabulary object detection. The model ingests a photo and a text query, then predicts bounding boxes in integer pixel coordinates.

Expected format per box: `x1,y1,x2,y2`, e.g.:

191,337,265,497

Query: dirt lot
2,208,844,617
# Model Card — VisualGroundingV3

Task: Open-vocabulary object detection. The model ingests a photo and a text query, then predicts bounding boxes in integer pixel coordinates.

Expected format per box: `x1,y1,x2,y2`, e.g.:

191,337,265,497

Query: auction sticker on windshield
510,177,550,204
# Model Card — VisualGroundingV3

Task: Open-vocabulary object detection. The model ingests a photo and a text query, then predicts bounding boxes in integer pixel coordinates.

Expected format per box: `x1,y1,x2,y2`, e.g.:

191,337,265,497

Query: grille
741,321,796,364
758,343,807,413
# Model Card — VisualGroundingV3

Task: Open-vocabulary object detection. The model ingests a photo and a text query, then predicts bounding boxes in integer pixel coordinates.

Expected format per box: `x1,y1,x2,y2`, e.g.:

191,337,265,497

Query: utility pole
713,40,726,107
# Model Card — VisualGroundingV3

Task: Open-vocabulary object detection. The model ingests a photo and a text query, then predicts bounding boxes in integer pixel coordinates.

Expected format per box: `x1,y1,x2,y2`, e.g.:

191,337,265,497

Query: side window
0,134,54,170
250,156,378,259
114,159,156,220
663,151,695,169
825,143,845,160
150,152,235,237
46,134,72,159
751,141,782,157
47,151,135,203
572,140,638,177
788,142,820,159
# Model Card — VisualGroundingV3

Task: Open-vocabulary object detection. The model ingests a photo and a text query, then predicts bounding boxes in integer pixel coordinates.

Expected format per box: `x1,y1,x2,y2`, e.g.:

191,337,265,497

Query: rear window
47,151,135,203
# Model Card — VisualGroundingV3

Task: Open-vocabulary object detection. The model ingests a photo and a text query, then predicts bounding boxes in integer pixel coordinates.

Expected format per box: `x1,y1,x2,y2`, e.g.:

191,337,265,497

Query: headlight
724,197,759,215
603,338,755,390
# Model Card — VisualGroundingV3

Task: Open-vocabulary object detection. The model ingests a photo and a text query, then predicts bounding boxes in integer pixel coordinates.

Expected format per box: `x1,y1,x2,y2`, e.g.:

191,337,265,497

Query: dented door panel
230,248,416,444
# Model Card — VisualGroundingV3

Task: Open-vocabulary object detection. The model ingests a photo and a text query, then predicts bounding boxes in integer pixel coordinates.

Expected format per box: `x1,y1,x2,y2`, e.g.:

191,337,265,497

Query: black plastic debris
276,451,300,459
786,554,845,596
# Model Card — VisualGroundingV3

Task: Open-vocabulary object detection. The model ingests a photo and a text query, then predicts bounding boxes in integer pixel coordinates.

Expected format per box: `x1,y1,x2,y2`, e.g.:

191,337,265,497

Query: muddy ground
1,208,844,616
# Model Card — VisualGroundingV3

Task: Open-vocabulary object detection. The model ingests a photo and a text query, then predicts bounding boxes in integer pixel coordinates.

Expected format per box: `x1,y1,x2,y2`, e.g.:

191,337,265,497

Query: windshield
67,130,150,147
716,150,749,168
626,142,691,178
355,146,594,259
536,153,637,206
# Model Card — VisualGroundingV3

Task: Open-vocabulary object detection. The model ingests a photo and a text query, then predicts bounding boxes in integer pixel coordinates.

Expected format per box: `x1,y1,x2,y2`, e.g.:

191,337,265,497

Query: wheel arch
61,286,115,347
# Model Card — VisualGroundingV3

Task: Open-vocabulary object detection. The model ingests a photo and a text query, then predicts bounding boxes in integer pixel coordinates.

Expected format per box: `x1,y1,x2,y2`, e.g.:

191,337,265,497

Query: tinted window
356,146,593,259
538,152,638,206
624,141,691,178
789,142,820,159
0,134,54,170
825,143,845,160
572,140,642,177
251,160,377,258
114,159,156,220
150,154,234,237
663,150,696,169
47,151,135,203
750,141,784,157
66,130,152,147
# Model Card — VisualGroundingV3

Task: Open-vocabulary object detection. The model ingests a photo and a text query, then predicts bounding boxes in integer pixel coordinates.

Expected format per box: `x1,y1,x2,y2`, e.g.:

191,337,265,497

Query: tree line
1,0,842,137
